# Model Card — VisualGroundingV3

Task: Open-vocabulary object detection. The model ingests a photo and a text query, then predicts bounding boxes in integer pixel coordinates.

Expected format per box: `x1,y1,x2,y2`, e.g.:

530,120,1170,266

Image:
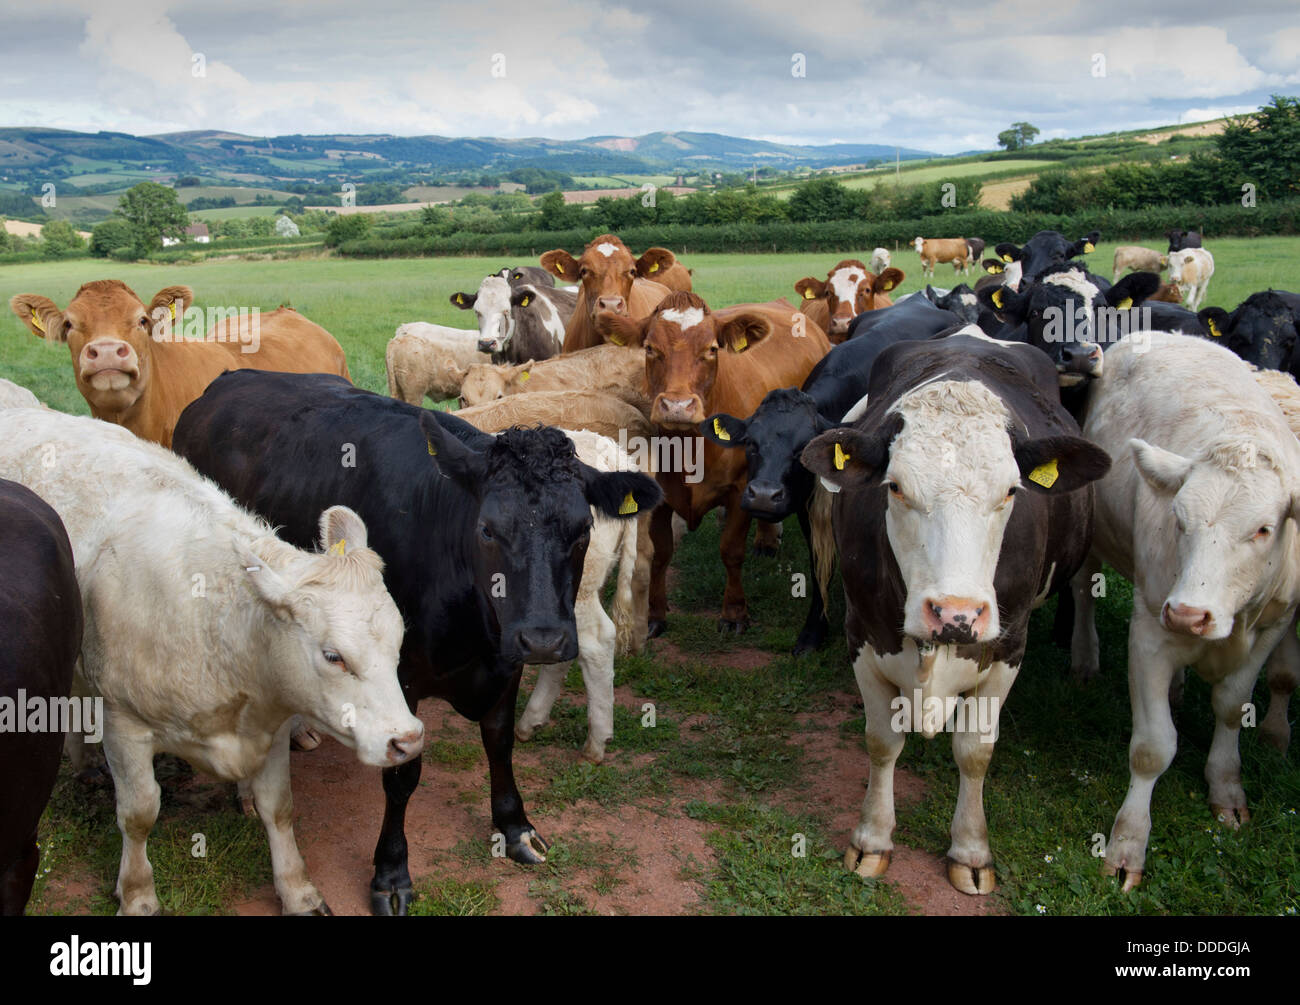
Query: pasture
4,240,1299,916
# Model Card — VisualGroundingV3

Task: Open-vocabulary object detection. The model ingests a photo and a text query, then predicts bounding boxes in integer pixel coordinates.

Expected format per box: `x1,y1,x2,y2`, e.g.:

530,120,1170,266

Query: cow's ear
800,413,902,490
1072,231,1100,257
149,286,192,329
978,283,1026,320
541,249,578,282
1107,270,1159,309
418,409,488,493
442,360,468,383
595,311,646,348
10,294,65,342
794,277,825,302
583,468,663,521
450,291,477,309
994,243,1022,264
509,287,535,309
318,505,369,556
873,268,904,294
700,413,747,448
239,538,298,621
1198,307,1231,339
981,257,1005,275
1130,438,1191,496
718,311,772,353
1012,434,1111,494
636,247,676,278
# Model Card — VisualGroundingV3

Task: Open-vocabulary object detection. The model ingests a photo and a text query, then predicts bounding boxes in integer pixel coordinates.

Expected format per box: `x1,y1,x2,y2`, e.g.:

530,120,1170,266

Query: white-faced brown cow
794,260,905,342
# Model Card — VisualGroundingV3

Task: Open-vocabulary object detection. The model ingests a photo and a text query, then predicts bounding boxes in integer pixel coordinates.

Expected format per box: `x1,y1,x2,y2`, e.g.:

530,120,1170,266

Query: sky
0,0,1295,154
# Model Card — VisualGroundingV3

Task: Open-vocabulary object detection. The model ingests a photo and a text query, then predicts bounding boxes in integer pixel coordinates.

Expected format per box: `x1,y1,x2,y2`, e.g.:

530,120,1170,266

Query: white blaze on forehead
889,379,1016,500
960,293,977,308
1042,268,1101,305
596,242,619,257
660,306,705,330
828,267,865,309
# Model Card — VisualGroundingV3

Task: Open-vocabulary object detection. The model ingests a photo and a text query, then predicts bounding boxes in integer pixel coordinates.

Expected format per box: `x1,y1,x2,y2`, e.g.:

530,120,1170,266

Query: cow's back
218,307,351,379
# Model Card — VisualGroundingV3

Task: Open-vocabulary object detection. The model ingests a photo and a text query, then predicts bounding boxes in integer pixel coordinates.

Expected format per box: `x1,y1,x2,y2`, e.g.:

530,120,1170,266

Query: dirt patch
647,636,768,671
979,178,1033,211
1135,120,1228,144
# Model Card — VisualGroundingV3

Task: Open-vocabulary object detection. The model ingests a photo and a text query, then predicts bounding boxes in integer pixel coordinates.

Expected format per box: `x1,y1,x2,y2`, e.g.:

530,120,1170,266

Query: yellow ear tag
1160,256,1168,268
733,335,747,351
1208,318,1222,337
455,294,464,305
607,332,625,346
554,263,565,276
987,263,1002,274
648,262,659,273
427,439,437,456
1084,242,1095,253
169,301,177,321
1029,458,1059,488
29,311,44,333
802,288,816,300
834,442,850,471
991,289,1005,309
1001,253,1014,263
520,295,530,307
330,539,346,556
519,370,530,382
713,417,730,441
618,491,638,515
1116,297,1133,310
882,280,895,290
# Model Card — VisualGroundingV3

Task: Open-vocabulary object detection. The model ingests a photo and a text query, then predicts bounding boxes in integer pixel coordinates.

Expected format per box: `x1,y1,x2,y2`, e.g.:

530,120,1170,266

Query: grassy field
4,242,1299,916
766,159,1053,199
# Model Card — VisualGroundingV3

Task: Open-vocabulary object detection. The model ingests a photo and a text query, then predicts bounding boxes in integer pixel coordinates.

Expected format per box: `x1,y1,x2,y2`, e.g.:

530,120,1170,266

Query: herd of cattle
2,225,1298,915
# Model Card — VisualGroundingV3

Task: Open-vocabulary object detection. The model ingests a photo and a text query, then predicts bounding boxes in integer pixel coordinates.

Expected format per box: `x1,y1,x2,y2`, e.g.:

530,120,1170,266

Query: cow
595,292,829,634
0,407,423,915
978,257,1022,293
540,234,673,352
452,343,647,412
800,330,1110,894
1069,331,1300,890
494,265,555,288
1166,247,1214,311
1112,245,1167,283
793,260,904,341
0,479,81,915
1166,228,1203,252
449,277,576,364
385,322,489,405
965,237,986,265
1151,282,1182,303
870,248,892,274
993,229,1100,286
171,369,660,914
9,281,349,448
913,236,970,277
920,283,984,328
1198,290,1300,377
0,379,40,409
454,388,652,444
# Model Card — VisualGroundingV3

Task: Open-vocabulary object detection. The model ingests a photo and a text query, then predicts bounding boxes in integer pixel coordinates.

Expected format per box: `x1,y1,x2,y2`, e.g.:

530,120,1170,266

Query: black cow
994,229,1101,285
172,371,660,915
1198,290,1300,376
0,478,82,915
800,334,1109,895
1166,228,1203,253
494,265,556,288
702,295,970,654
920,283,991,329
965,237,986,265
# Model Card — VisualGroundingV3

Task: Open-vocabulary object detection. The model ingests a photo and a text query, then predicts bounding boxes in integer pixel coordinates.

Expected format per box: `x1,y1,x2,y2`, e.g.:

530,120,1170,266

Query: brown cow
452,342,647,411
541,234,674,352
1151,282,1183,303
10,280,349,447
794,260,905,341
913,236,970,277
596,292,830,633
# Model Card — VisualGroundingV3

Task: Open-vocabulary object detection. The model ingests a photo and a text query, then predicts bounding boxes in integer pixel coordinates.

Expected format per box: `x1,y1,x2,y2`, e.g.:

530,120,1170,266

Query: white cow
1071,331,1300,890
514,429,647,763
1111,245,1167,283
386,322,488,405
1166,247,1214,311
870,247,891,275
0,378,40,408
0,408,424,916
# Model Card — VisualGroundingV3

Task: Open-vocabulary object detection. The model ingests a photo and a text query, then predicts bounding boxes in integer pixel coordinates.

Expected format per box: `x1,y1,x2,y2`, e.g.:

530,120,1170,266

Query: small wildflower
1035,904,1047,914
1044,854,1054,863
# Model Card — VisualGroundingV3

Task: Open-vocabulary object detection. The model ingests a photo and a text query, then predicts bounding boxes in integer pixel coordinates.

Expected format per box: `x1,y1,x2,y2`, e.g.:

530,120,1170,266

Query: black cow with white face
993,229,1101,286
172,371,660,915
450,276,578,364
1198,290,1300,376
494,265,556,288
1166,228,1203,253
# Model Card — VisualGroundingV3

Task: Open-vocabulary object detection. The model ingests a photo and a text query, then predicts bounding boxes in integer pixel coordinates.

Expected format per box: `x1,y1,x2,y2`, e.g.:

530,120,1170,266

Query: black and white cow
1166,228,1203,253
800,331,1110,895
172,370,660,915
965,237,986,266
494,265,556,288
449,276,578,364
0,478,82,915
1197,290,1300,377
992,229,1101,288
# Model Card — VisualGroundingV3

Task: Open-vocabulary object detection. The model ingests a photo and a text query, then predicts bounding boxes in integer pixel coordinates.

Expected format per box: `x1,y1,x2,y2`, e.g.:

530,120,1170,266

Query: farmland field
4,241,1298,916
766,159,1053,199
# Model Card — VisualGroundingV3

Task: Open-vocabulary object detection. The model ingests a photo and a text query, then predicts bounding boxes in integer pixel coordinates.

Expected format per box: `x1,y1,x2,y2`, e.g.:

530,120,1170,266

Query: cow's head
703,388,834,520
11,280,190,418
993,230,1099,285
417,412,661,664
1199,292,1299,372
595,291,772,430
542,234,650,320
803,381,1109,646
926,284,981,325
1166,250,1203,286
1131,435,1298,640
454,360,531,407
977,264,1158,384
794,261,904,337
450,276,518,354
242,505,423,767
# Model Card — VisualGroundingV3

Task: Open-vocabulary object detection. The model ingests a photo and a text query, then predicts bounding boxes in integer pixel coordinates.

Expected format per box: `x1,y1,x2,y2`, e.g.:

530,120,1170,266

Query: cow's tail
811,479,836,609
611,510,644,656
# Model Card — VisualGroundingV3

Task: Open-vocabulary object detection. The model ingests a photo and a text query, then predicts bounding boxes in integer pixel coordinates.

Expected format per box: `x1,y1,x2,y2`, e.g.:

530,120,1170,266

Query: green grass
766,159,1052,198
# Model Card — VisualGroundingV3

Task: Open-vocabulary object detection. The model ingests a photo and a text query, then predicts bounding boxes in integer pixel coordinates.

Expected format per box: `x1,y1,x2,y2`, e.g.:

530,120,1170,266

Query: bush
324,213,372,246
90,218,134,257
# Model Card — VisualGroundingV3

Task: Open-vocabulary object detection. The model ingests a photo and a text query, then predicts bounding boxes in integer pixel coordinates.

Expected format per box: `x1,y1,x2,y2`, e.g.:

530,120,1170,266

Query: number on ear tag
1029,458,1059,488
713,418,730,441
618,492,638,515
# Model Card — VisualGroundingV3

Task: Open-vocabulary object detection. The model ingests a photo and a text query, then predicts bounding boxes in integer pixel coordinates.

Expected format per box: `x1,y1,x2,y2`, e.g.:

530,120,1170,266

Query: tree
90,218,135,257
40,219,85,258
0,221,10,254
324,213,372,247
787,178,850,222
117,182,189,256
997,122,1041,152
1216,95,1300,200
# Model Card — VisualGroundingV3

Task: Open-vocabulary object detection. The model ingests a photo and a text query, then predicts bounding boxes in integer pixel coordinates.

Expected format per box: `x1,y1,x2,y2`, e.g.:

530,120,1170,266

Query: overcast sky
1,0,1295,154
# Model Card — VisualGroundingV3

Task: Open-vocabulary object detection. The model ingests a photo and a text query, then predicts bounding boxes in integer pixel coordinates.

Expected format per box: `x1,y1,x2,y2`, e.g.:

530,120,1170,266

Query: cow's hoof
289,902,333,916
515,722,537,743
1212,804,1250,829
507,828,550,865
947,859,995,895
844,845,890,878
580,740,607,765
1259,724,1290,754
792,631,826,657
290,724,322,751
1102,858,1143,892
370,886,414,916
717,617,750,635
1070,662,1100,684
647,619,668,639
751,543,778,558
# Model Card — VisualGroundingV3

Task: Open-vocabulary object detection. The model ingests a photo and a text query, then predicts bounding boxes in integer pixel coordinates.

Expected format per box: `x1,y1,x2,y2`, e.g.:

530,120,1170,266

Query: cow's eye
1254,526,1273,541
479,523,494,542
887,481,904,498
323,649,345,667
1002,487,1017,506
139,316,150,329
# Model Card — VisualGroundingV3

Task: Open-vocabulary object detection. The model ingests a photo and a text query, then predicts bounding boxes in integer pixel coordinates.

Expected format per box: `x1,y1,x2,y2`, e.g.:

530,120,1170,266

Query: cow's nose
921,596,990,644
1162,603,1213,636
477,340,495,354
387,726,425,763
516,627,575,664
829,316,851,334
597,296,626,314
743,481,788,513
655,397,699,424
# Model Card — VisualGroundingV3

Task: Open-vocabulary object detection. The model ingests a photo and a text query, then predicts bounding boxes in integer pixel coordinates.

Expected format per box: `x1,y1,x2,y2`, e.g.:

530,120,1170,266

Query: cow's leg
1261,616,1299,752
718,492,753,632
947,659,1018,895
1105,609,1184,891
516,663,565,743
792,503,829,656
102,723,162,916
0,828,39,916
371,687,423,916
1070,556,1102,682
1206,636,1278,828
576,602,617,764
647,502,676,638
483,663,548,864
846,652,904,878
247,721,329,915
